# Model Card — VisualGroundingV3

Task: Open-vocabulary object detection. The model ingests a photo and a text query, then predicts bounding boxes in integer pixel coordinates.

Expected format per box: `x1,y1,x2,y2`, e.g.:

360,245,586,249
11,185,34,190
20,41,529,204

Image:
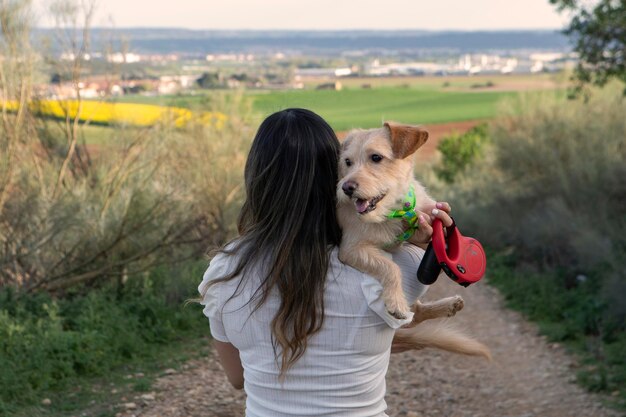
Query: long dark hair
205,108,342,375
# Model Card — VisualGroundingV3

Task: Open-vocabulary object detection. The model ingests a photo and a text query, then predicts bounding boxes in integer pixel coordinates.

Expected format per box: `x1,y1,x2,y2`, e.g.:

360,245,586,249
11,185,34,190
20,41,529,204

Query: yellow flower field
4,100,226,128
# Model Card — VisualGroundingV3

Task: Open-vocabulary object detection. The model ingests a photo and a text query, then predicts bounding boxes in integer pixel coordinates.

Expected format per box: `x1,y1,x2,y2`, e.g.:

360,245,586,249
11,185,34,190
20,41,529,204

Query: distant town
33,29,575,99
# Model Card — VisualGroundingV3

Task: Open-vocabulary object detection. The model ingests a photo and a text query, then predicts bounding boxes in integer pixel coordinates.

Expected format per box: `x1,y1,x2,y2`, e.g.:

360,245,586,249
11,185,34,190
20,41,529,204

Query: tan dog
337,122,490,359
337,122,436,319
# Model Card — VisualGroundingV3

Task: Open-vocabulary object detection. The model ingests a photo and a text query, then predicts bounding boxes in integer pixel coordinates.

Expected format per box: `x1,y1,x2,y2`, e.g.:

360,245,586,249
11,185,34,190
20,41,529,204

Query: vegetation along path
113,277,620,417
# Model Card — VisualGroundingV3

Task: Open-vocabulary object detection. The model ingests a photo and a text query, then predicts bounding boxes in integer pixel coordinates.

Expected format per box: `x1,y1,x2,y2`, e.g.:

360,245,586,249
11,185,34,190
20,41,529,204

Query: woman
199,108,452,416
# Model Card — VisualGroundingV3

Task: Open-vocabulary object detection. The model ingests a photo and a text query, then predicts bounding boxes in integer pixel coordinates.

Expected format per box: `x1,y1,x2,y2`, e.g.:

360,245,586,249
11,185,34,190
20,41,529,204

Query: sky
36,0,569,30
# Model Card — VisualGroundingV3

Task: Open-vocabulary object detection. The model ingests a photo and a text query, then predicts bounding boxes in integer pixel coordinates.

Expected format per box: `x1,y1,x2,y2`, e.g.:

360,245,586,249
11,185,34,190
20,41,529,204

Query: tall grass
0,91,253,411
0,0,253,293
0,92,251,293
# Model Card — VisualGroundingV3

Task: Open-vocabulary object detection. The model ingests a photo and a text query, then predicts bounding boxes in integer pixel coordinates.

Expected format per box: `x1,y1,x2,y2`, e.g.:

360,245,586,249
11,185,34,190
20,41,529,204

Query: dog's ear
384,122,429,159
341,132,355,152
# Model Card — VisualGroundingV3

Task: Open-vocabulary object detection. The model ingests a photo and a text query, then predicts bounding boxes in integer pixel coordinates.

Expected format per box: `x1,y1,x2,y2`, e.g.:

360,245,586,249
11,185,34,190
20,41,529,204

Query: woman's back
199,108,427,416
200,245,425,417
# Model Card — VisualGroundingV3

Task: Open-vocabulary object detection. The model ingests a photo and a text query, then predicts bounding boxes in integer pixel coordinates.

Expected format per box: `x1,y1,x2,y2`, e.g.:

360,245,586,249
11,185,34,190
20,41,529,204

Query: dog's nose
342,180,358,197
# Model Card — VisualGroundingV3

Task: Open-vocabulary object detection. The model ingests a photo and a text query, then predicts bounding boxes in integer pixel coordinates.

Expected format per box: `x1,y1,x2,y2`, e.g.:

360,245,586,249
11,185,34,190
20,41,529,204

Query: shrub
0,261,207,409
441,91,626,278
432,89,626,402
435,123,489,183
0,93,251,293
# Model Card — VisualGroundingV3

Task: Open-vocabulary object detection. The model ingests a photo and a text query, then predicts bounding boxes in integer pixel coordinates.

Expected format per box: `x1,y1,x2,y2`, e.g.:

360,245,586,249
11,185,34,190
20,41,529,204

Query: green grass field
112,87,516,132
248,88,516,131
298,73,562,90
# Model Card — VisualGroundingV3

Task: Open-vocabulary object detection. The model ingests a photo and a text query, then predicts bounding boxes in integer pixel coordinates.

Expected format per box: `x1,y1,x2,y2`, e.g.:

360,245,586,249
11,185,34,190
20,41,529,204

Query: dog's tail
393,321,492,360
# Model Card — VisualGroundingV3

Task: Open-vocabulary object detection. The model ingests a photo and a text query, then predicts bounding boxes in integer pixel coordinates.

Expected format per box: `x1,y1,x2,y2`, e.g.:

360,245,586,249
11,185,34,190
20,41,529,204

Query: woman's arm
391,202,454,353
392,244,429,302
213,340,244,390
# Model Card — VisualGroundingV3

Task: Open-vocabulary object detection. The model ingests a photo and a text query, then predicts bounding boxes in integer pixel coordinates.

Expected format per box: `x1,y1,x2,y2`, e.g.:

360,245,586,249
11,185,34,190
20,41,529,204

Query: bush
435,123,489,183
0,261,207,409
432,89,626,403
442,91,626,278
0,93,251,293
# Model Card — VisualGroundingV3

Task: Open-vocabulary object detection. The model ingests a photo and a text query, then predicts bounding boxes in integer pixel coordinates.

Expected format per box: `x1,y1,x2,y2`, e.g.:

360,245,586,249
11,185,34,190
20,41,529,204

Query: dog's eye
371,154,383,163
345,158,352,167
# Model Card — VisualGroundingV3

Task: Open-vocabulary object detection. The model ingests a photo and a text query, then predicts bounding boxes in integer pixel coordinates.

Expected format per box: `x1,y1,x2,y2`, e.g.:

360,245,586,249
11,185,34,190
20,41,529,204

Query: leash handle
416,217,486,287
417,242,441,285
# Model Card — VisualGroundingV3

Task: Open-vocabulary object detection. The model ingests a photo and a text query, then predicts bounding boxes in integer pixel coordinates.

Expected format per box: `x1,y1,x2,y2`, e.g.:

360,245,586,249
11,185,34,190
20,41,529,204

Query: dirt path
114,277,619,417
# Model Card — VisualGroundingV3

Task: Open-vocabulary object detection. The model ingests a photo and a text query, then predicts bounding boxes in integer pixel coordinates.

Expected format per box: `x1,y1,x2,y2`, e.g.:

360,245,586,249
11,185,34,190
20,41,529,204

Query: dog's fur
337,122,490,359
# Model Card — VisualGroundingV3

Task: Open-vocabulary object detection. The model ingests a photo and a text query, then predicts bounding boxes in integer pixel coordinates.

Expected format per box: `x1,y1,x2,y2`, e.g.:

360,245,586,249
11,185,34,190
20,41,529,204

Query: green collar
386,185,419,242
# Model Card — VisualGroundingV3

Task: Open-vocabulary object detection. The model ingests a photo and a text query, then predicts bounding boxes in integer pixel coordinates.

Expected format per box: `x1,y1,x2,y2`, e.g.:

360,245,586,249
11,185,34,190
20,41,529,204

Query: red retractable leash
417,218,486,287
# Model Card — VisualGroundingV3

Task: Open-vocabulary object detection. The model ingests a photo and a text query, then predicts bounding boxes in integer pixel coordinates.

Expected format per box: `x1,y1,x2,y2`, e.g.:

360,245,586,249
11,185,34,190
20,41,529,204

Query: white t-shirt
199,244,427,417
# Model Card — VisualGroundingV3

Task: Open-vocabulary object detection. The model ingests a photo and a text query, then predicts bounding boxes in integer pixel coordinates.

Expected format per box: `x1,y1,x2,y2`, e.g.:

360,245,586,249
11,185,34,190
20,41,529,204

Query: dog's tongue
355,198,370,214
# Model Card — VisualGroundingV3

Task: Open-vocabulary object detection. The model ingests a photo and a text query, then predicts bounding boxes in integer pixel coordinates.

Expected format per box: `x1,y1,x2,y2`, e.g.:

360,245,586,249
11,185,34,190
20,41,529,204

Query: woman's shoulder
198,242,242,297
207,248,237,274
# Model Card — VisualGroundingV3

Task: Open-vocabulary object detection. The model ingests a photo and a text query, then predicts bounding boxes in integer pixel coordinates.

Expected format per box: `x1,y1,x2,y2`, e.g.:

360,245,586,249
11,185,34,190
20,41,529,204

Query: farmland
107,74,563,133
248,88,514,131
79,87,510,144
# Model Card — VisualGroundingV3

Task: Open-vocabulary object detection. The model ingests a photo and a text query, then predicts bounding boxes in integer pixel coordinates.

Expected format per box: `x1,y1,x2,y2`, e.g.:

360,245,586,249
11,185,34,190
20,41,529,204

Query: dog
337,122,490,359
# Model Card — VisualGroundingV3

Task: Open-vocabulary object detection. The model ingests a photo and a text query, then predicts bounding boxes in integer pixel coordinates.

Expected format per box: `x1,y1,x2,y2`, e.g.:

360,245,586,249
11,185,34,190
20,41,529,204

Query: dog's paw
447,295,464,316
388,309,408,320
385,293,411,320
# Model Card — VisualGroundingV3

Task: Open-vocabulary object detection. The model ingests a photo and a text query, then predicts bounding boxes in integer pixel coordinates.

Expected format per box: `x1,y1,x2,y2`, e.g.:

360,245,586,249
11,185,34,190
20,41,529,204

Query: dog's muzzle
342,180,358,197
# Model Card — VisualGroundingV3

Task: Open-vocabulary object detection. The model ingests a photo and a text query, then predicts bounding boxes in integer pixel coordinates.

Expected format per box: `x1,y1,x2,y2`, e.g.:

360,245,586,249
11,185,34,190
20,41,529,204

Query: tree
551,0,626,93
196,72,221,89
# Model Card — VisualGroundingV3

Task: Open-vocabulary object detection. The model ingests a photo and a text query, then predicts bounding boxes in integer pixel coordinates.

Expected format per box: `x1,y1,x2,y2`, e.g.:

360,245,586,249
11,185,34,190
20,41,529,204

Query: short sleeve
390,243,429,303
359,244,430,329
360,273,414,329
358,248,415,329
198,254,230,343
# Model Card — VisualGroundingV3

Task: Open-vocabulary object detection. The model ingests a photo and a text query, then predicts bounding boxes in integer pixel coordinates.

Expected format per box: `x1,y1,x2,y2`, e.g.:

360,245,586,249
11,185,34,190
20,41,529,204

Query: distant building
529,52,571,73
459,54,515,74
39,77,123,99
153,75,199,94
365,60,444,76
107,53,141,64
59,52,91,61
226,78,241,88
295,67,353,78
205,54,254,62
